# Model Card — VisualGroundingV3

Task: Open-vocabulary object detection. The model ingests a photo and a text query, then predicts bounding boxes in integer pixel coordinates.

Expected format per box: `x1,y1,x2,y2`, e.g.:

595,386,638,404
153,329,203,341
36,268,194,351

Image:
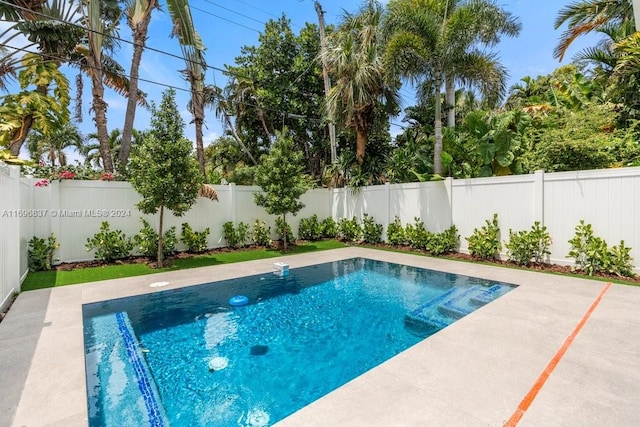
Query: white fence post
1,165,21,312
229,183,237,225
534,170,545,225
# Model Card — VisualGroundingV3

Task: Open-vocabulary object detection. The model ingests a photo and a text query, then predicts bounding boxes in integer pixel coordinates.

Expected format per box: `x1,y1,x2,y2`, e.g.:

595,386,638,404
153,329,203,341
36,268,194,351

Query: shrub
86,221,134,262
505,221,551,265
223,221,239,248
180,223,210,253
236,222,250,248
252,220,272,247
298,214,323,241
568,220,635,276
405,217,430,250
275,217,295,243
466,213,501,259
386,216,406,246
338,217,362,242
362,214,383,244
222,221,250,248
321,217,338,238
28,234,59,271
133,218,177,259
429,225,459,255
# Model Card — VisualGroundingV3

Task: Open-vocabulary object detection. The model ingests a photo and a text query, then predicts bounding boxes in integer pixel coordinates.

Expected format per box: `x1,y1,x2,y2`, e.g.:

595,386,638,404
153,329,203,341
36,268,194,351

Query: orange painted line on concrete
504,281,612,427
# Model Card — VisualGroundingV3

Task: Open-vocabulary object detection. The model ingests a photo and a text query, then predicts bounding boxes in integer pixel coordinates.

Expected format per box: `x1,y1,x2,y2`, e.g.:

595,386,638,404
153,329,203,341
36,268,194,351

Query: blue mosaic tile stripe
470,284,504,305
115,312,165,427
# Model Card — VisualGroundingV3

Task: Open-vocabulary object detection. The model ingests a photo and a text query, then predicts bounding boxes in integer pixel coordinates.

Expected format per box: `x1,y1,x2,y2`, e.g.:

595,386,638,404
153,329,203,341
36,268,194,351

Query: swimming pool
83,258,516,426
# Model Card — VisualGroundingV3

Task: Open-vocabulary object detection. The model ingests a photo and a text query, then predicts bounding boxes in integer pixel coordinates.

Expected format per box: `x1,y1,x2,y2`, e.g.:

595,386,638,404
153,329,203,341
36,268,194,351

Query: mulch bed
46,241,640,284
367,243,640,284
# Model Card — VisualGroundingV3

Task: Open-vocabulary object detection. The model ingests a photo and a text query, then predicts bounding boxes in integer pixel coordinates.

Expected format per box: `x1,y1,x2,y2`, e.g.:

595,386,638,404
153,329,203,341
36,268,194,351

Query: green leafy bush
28,234,59,271
466,213,501,259
429,225,460,255
405,217,430,250
86,221,134,262
252,220,272,247
321,217,338,238
338,217,362,242
223,221,239,248
133,218,177,259
298,214,323,241
362,214,383,244
505,221,552,265
180,223,210,253
275,217,295,243
236,222,250,248
386,216,406,246
568,220,635,276
223,221,250,248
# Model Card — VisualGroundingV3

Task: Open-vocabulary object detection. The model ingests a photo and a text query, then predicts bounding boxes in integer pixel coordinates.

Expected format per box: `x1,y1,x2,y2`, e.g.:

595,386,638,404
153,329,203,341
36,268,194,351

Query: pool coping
1,247,639,426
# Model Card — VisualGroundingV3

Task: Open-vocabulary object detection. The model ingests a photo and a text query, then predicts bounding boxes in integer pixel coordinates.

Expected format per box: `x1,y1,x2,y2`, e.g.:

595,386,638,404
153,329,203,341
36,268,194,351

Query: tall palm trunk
355,127,367,165
191,77,206,179
89,57,114,173
119,0,158,169
433,68,443,175
85,0,113,173
445,75,456,128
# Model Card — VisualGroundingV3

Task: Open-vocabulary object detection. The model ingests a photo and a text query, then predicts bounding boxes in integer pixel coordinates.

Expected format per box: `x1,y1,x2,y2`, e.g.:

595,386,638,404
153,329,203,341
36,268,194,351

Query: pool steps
85,312,168,427
404,284,507,332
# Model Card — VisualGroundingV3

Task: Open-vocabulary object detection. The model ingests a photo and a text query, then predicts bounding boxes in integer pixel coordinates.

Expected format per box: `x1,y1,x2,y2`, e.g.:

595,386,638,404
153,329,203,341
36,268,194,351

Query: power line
234,0,303,29
190,4,260,33
0,42,324,122
202,0,267,27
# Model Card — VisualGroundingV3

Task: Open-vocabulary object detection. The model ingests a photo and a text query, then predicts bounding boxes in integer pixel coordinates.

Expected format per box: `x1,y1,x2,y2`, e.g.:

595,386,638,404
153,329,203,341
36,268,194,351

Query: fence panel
543,168,640,267
452,175,537,254
12,166,640,273
0,165,21,312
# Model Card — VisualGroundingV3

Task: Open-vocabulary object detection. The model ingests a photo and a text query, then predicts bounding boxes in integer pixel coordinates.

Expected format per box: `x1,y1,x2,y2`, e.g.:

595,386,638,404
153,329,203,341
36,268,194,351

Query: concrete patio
1,247,639,426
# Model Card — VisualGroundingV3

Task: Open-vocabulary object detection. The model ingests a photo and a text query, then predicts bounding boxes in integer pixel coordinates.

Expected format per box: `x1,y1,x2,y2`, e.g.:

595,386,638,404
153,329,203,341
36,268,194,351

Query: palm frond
198,184,219,201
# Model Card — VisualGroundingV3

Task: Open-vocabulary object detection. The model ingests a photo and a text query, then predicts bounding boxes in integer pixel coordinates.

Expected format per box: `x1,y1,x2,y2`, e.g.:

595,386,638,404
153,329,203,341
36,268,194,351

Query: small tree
254,129,308,250
128,89,203,267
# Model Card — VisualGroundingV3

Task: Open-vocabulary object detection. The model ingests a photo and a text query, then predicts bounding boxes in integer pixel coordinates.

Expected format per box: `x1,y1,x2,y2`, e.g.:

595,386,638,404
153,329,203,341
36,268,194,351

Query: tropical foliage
1,0,640,187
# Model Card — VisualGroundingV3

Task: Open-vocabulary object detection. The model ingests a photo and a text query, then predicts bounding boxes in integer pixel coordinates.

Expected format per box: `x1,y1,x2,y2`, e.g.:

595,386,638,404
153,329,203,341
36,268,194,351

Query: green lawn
22,240,346,291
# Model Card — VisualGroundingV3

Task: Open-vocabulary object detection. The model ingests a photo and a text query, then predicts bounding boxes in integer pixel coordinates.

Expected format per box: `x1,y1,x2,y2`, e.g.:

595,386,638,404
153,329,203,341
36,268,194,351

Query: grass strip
22,240,346,291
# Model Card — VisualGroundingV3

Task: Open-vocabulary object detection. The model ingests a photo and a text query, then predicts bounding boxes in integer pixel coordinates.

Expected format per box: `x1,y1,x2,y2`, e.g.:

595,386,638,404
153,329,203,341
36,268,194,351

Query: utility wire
190,5,260,33
0,42,324,122
0,0,308,88
202,0,267,27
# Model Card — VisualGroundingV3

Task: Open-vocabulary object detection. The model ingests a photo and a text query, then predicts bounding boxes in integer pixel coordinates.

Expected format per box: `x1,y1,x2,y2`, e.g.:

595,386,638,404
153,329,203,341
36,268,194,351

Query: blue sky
3,0,600,160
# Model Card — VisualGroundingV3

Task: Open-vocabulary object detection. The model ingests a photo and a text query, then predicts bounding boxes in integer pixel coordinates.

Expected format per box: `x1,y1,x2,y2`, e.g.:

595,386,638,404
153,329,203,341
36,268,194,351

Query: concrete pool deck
1,247,639,426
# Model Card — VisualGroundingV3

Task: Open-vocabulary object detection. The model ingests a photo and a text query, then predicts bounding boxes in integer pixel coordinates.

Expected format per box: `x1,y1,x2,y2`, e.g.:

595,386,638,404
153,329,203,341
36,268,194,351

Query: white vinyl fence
2,165,639,308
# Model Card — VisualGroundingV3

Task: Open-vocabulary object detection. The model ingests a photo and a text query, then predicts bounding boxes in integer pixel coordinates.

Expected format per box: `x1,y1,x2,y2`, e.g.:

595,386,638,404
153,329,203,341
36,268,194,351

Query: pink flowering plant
34,179,49,187
22,164,124,182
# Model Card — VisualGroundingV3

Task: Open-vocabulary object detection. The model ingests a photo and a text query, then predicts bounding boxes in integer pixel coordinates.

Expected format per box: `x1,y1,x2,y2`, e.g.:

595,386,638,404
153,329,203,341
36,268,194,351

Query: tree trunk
157,205,164,268
446,75,455,128
8,84,48,156
282,214,287,251
355,125,367,165
191,78,207,180
119,8,154,170
89,57,114,173
433,70,443,175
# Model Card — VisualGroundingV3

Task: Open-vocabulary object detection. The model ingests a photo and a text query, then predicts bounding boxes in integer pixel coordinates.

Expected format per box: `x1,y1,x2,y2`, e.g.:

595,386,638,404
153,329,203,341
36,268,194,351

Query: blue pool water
83,258,516,426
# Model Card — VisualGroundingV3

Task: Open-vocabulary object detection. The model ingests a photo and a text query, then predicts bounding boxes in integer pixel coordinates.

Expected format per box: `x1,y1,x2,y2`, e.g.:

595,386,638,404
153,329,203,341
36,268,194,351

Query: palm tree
118,0,159,169
166,0,207,179
80,0,122,174
26,122,83,166
384,0,520,175
554,0,634,61
322,0,400,165
201,84,257,165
